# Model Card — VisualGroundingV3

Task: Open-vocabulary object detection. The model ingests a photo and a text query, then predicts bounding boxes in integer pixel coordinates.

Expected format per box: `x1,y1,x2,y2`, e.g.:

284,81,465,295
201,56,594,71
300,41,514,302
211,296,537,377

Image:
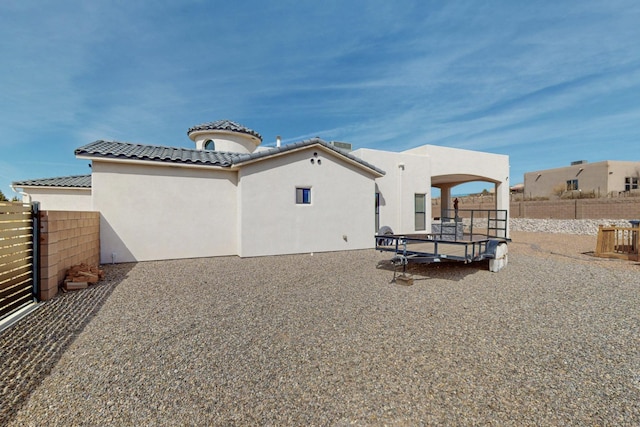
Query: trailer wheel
489,243,508,272
377,226,394,246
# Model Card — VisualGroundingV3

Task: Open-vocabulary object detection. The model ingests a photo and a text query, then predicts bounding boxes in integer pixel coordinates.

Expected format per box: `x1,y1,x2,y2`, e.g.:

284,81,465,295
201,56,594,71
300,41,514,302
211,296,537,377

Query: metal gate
0,202,39,321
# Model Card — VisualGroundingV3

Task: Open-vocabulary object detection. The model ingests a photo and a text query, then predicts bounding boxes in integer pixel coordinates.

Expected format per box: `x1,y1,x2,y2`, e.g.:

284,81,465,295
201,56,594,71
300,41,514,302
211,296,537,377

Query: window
204,139,215,150
296,187,311,204
414,193,426,231
566,179,578,191
625,177,639,191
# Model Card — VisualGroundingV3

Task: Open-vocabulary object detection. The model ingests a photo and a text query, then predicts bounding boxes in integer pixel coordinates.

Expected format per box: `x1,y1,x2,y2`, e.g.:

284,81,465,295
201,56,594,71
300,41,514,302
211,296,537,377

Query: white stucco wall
71,139,509,263
352,148,431,235
403,144,510,226
18,188,92,211
237,146,379,257
91,161,238,263
404,145,509,184
190,131,261,153
355,144,510,238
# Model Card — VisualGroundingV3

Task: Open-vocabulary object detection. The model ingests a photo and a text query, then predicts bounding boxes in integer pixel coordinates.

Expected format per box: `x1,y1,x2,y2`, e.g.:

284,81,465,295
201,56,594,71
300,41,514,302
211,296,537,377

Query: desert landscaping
1,219,638,425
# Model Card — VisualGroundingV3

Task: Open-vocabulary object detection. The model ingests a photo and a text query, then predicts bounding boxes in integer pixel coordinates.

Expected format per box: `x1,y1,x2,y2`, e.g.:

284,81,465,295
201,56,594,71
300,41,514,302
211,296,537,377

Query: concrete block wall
577,199,640,219
436,196,640,219
39,211,100,300
509,200,577,219
509,199,640,219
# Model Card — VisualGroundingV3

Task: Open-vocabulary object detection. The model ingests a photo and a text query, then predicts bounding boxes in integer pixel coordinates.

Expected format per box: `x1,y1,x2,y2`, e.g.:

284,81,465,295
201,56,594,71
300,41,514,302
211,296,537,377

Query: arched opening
430,174,509,239
204,139,215,150
431,174,502,217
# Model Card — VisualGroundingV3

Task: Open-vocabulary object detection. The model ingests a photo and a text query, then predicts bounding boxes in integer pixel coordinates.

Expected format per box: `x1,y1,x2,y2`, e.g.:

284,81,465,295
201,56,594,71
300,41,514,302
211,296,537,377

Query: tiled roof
187,119,263,141
74,139,385,176
75,140,245,166
12,175,92,188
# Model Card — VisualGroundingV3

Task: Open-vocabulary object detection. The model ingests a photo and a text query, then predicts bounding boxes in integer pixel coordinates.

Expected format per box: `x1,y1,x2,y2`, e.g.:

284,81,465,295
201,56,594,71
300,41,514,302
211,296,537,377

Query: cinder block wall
509,200,577,219
577,199,640,219
39,211,100,300
435,196,640,219
509,199,640,219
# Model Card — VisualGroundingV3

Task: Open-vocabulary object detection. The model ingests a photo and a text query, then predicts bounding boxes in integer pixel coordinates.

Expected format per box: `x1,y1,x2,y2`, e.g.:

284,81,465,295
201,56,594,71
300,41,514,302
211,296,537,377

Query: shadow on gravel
376,259,485,282
0,263,134,425
583,251,640,267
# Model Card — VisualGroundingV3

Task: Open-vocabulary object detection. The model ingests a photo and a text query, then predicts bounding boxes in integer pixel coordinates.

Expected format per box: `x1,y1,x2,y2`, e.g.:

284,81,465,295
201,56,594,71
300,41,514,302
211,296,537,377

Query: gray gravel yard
2,230,640,425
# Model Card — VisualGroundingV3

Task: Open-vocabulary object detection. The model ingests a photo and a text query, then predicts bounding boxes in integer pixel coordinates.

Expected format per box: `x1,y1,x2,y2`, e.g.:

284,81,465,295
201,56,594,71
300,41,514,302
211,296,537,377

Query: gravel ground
510,218,636,235
2,221,639,426
0,269,122,425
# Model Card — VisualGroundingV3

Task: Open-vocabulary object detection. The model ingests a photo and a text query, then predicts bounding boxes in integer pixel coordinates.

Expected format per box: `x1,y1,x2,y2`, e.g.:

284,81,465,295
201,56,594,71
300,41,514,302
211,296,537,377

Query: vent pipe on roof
276,135,281,147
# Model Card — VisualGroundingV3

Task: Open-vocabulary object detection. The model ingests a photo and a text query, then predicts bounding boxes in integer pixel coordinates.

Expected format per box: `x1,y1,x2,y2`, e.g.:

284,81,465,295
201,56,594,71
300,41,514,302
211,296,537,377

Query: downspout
10,184,31,203
397,163,404,232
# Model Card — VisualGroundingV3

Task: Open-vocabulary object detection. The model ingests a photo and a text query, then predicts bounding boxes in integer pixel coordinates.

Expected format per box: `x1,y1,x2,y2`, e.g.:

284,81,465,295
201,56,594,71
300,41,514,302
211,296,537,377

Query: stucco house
13,120,510,264
524,160,640,199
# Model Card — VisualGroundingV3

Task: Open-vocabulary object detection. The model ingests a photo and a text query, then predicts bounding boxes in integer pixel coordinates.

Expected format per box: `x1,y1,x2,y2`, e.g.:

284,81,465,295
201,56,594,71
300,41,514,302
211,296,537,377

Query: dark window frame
296,187,311,204
375,192,380,232
625,177,639,191
414,193,426,231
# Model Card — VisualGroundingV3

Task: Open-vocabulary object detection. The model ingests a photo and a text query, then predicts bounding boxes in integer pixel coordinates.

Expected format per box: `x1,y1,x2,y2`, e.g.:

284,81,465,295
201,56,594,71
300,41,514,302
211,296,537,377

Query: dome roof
187,119,262,141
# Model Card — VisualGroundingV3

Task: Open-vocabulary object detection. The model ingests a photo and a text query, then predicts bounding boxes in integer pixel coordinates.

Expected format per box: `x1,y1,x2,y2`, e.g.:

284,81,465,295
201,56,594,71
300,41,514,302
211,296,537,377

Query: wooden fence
595,225,639,261
0,202,38,320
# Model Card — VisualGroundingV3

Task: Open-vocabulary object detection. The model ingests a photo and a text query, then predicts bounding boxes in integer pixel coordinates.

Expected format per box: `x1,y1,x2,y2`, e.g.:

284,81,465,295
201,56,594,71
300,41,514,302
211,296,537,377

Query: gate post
31,202,40,301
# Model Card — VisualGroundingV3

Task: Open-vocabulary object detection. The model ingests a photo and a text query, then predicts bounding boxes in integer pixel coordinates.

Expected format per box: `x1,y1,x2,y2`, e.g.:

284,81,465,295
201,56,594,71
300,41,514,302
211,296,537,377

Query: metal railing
439,209,508,241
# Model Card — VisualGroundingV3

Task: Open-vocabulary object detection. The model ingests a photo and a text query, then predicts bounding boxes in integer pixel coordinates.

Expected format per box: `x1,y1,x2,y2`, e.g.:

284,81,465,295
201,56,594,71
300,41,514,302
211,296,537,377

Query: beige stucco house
524,160,640,199
13,120,510,264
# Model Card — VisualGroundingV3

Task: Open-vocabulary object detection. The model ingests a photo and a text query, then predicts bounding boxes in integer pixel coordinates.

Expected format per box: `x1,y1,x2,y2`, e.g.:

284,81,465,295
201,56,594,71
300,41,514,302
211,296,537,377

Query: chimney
276,135,281,147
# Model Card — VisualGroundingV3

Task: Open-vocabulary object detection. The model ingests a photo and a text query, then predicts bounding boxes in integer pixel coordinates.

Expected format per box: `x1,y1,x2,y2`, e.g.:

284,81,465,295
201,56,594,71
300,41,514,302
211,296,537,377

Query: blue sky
2,0,639,199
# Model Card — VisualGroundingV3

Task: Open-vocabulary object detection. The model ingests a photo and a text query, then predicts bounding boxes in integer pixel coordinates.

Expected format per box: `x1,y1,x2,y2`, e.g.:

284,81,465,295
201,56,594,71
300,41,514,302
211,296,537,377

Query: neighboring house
524,160,640,199
13,120,510,264
510,183,524,194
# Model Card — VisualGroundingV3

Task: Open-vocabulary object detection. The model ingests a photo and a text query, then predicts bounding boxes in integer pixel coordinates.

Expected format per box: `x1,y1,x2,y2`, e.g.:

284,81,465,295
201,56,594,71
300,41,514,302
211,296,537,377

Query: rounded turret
187,119,262,153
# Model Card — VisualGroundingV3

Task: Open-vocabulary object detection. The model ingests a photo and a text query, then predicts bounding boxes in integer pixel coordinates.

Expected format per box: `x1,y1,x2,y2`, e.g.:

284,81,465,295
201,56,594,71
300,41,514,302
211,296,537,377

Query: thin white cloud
2,0,640,199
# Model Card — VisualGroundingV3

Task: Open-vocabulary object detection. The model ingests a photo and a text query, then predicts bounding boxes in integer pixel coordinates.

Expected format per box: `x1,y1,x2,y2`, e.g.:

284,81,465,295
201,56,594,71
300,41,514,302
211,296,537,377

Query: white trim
188,129,261,145
235,144,384,177
0,302,42,333
75,155,232,171
13,186,91,191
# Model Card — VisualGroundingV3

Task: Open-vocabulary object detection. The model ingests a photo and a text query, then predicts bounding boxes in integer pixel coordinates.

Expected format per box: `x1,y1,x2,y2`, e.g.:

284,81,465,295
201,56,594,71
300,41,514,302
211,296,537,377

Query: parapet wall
39,211,100,300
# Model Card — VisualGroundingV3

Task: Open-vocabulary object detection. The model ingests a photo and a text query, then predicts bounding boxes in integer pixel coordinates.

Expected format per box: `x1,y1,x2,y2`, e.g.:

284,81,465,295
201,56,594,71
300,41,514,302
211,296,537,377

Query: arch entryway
431,173,510,239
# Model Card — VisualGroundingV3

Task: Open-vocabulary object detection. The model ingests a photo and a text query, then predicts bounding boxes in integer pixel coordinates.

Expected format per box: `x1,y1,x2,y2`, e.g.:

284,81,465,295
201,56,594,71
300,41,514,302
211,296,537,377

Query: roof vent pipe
276,135,281,147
